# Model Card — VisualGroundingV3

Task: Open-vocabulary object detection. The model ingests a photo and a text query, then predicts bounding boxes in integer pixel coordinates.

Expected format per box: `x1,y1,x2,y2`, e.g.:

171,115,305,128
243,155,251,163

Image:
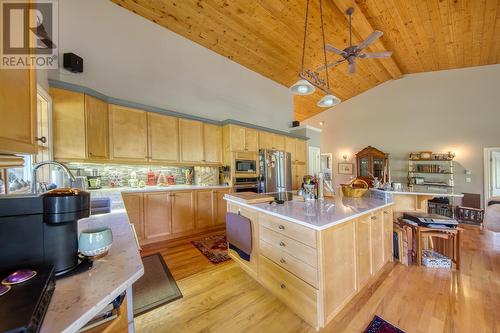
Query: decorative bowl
79,227,113,259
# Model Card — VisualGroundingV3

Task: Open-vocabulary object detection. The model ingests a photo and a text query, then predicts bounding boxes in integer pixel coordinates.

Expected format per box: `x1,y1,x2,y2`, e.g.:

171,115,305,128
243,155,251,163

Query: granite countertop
224,194,392,231
40,212,144,333
370,188,464,197
90,184,231,193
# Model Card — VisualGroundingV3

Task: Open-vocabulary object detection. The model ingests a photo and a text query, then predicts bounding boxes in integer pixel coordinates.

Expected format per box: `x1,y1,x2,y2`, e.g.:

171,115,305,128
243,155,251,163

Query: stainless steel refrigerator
258,149,292,193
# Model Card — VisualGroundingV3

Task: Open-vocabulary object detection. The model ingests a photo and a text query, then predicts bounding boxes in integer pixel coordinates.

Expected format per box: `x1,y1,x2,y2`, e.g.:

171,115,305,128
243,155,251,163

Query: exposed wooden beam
331,0,403,79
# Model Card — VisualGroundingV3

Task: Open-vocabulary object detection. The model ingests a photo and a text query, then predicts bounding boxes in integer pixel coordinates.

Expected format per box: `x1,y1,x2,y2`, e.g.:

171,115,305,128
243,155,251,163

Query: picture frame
338,163,353,175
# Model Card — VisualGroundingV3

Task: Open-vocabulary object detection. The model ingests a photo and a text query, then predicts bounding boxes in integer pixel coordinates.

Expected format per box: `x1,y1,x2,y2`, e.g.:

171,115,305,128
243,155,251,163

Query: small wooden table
399,220,463,270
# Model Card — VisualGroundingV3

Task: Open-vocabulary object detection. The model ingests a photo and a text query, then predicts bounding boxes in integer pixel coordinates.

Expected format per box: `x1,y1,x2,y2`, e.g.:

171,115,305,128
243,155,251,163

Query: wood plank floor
135,226,500,333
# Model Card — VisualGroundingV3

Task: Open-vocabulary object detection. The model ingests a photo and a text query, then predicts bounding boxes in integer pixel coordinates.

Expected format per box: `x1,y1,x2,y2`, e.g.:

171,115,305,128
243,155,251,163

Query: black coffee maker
0,188,90,275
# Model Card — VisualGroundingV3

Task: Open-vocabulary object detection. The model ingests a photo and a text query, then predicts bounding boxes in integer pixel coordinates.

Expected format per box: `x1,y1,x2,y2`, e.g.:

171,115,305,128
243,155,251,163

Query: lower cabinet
356,215,372,289
123,188,230,245
371,210,385,272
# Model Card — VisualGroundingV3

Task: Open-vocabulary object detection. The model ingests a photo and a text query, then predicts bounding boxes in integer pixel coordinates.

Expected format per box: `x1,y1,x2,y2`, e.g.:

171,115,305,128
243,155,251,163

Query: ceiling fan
317,7,392,74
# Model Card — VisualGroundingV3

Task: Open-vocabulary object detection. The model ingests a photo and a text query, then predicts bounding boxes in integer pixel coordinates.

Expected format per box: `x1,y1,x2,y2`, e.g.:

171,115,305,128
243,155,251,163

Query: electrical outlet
466,177,472,183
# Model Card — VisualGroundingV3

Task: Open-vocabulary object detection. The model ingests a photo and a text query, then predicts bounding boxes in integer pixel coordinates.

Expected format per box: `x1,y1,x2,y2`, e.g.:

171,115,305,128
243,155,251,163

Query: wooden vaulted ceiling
110,0,500,121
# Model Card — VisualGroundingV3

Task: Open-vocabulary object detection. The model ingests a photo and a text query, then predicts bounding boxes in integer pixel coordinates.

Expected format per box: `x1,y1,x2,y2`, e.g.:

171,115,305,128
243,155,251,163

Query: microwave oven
235,159,257,173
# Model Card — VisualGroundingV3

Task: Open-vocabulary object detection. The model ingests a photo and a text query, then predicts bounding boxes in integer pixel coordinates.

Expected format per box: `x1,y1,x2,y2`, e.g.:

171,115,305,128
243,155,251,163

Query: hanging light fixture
290,79,315,95
290,0,341,107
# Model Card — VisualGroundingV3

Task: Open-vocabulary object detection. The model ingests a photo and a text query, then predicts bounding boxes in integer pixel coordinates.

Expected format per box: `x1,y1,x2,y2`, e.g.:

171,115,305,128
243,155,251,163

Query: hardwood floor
135,226,500,333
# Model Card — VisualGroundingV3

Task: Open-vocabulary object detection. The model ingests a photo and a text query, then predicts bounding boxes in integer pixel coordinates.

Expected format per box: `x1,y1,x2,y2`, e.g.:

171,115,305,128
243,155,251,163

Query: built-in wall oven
232,177,259,193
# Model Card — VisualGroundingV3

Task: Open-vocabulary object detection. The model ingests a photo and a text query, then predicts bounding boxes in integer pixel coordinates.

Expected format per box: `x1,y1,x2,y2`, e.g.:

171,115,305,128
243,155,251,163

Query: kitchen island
41,212,144,333
224,193,394,330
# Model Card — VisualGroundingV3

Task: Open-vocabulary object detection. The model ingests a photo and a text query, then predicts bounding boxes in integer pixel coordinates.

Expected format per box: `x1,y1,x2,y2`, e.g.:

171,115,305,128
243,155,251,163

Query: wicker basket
341,179,369,198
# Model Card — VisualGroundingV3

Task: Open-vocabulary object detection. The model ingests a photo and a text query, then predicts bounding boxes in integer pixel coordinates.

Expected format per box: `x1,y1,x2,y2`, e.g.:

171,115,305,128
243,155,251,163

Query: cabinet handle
170,194,176,197
371,216,377,220
35,136,47,144
278,225,285,230
280,258,286,264
279,241,286,247
280,283,286,289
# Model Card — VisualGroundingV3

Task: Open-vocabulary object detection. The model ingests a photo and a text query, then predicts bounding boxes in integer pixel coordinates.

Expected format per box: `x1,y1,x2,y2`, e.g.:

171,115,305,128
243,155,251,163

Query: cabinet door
383,208,393,263
122,193,144,241
273,134,285,151
148,113,179,162
51,88,86,160
214,189,230,225
203,123,222,163
295,140,307,163
144,192,171,240
356,215,372,288
85,95,108,160
285,137,296,161
179,119,204,163
259,131,274,150
245,128,259,152
0,67,37,154
229,125,245,151
109,105,148,161
371,210,385,272
195,190,214,229
171,191,195,234
293,164,307,190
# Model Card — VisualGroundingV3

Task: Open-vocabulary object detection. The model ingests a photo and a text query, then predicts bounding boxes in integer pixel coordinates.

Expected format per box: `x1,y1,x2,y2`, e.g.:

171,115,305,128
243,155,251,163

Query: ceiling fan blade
316,59,345,72
356,30,384,51
325,44,348,57
348,62,356,74
359,51,393,59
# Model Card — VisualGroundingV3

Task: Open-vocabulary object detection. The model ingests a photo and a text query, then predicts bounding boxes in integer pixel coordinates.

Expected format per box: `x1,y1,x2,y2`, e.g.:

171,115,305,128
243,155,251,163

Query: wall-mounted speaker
63,53,83,73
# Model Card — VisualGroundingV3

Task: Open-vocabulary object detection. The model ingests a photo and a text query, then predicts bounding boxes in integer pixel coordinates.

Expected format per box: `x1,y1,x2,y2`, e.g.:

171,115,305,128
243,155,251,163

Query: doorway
484,148,500,205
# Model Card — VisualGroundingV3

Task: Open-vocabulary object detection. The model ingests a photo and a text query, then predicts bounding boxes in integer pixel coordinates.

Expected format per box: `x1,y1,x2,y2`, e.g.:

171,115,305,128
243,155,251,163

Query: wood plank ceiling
110,0,500,121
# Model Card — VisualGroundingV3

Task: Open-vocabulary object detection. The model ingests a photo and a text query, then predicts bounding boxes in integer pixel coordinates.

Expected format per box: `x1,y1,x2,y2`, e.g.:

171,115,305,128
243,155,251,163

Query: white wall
303,64,500,201
48,0,293,131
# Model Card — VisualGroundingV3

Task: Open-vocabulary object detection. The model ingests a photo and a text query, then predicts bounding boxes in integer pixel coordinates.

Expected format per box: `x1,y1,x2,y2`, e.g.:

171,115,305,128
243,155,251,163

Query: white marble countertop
370,188,464,197
40,212,144,333
224,194,392,231
90,184,230,193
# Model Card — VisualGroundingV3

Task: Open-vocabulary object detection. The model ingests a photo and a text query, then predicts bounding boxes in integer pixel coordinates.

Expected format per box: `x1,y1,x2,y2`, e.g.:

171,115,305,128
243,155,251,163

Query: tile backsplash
67,163,220,188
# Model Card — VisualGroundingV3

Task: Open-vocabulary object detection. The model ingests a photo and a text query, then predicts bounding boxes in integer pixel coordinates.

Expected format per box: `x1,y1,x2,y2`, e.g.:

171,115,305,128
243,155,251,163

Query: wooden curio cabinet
355,146,388,186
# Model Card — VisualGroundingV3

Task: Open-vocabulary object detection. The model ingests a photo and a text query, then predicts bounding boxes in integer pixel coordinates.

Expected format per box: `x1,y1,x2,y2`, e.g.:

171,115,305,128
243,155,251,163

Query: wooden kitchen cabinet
0,67,37,154
148,113,179,163
109,105,148,162
245,128,259,152
85,95,109,160
214,188,230,226
203,123,222,164
171,191,195,234
259,131,285,151
292,164,307,190
285,137,296,161
371,210,385,272
383,208,393,263
356,215,372,288
295,140,307,163
225,125,259,153
143,192,172,240
195,190,214,229
122,193,145,241
179,119,204,163
51,88,87,160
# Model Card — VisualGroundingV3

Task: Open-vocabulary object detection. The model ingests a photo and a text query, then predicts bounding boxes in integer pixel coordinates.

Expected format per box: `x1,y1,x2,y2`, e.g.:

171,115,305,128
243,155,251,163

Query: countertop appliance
0,188,90,276
402,212,458,227
0,265,55,333
258,149,292,193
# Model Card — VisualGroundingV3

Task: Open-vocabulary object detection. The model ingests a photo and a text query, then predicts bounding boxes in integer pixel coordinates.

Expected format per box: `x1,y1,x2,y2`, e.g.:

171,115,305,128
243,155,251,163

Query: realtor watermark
1,0,58,69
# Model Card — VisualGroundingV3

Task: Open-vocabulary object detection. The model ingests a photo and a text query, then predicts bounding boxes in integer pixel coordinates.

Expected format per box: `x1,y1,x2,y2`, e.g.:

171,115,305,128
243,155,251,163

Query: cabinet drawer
260,240,318,288
259,255,318,328
260,226,317,268
259,213,317,248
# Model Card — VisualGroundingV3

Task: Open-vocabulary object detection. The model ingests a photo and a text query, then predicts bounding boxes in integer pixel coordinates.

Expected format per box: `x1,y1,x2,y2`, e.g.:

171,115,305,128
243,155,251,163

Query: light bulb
297,85,308,94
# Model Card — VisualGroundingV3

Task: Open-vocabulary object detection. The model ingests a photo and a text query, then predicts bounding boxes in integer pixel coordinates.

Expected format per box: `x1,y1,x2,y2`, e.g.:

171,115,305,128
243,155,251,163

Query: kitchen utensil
341,178,369,198
78,227,113,259
1,269,37,285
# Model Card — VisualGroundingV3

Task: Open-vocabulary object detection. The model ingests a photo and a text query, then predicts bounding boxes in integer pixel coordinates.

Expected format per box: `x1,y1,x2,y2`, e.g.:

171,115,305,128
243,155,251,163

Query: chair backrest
462,193,481,209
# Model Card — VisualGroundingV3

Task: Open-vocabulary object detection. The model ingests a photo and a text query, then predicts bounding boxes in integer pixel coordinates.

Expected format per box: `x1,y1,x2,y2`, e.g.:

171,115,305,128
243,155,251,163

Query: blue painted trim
48,79,309,140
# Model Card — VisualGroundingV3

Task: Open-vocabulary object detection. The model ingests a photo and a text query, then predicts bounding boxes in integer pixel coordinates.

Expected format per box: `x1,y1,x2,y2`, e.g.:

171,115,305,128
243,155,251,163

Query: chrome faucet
32,161,76,193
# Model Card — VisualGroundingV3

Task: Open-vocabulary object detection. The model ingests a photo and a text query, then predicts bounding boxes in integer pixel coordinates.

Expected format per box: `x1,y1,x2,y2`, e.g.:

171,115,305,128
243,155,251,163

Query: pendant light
317,94,341,107
290,79,315,95
290,0,341,107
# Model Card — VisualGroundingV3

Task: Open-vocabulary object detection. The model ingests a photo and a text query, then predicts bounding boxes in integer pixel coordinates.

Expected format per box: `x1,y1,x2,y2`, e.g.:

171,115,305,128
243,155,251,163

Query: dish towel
226,212,252,261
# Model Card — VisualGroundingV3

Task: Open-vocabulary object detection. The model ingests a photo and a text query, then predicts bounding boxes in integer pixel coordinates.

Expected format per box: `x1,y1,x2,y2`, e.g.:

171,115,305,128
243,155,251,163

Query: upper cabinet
179,119,204,163
259,131,285,151
85,95,109,160
109,105,148,162
203,123,222,164
148,113,179,163
51,88,87,160
225,125,258,152
0,68,37,154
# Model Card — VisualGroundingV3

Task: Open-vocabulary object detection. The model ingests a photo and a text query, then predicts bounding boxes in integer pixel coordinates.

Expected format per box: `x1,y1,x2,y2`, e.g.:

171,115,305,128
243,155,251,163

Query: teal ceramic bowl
79,227,113,258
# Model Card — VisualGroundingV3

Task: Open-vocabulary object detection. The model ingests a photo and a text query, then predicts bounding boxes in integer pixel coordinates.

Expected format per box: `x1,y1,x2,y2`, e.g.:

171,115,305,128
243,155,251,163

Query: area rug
364,315,405,333
192,234,230,264
133,253,182,316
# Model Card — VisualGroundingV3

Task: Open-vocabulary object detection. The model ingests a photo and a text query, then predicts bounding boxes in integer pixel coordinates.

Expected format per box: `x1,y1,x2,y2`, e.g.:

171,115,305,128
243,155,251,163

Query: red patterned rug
192,234,230,264
364,316,405,333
